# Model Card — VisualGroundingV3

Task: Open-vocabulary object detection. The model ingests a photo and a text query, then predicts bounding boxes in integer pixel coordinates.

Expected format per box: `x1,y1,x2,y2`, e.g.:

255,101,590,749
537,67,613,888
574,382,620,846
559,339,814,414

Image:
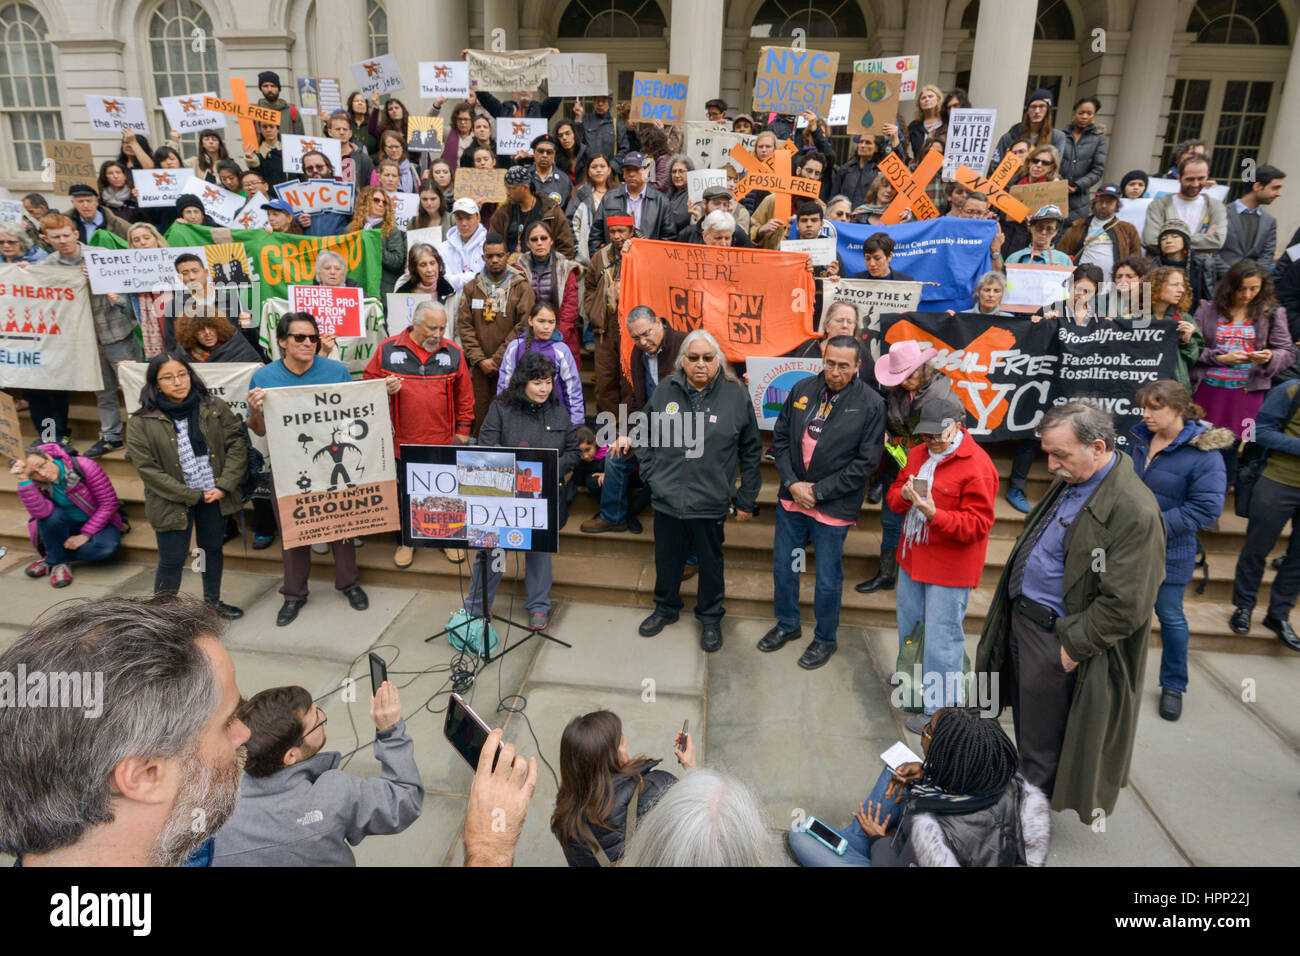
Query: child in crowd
496,302,585,426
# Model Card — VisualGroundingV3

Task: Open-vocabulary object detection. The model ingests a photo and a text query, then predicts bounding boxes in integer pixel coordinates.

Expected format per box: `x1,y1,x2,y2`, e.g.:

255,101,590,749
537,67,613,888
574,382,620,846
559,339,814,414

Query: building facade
2,0,1298,237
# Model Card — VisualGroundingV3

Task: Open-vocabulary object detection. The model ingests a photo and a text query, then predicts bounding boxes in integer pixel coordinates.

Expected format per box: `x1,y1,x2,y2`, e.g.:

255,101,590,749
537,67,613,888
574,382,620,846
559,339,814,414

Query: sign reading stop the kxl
288,285,364,338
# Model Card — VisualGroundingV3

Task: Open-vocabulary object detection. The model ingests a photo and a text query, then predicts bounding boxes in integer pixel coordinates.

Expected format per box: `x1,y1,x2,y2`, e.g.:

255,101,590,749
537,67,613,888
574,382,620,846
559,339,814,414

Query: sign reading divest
0,264,103,391
42,140,95,196
547,53,608,97
687,169,727,203
289,285,364,337
746,356,823,431
630,72,689,125
264,379,399,547
752,46,840,117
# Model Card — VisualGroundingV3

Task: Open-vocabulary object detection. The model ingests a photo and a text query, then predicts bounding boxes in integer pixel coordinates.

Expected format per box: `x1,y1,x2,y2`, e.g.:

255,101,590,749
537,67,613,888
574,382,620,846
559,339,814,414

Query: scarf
102,185,133,207
898,427,964,559
477,268,514,323
156,389,208,458
364,215,383,229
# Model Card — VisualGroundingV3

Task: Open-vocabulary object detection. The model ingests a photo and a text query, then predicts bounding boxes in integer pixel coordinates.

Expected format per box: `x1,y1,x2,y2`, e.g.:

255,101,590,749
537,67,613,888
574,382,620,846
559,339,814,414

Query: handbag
894,620,973,714
1234,383,1300,518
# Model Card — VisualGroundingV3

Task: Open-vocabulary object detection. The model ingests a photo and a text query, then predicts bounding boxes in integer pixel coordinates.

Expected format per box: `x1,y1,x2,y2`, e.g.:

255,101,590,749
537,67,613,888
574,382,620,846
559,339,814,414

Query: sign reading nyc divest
752,46,840,117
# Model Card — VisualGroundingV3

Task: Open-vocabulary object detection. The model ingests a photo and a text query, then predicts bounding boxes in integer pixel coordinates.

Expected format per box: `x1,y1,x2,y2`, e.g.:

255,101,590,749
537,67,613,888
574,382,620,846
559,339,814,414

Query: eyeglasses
288,333,320,343
535,147,555,156
1028,158,1053,167
304,164,327,174
298,705,327,744
684,353,716,363
157,371,191,384
629,328,658,343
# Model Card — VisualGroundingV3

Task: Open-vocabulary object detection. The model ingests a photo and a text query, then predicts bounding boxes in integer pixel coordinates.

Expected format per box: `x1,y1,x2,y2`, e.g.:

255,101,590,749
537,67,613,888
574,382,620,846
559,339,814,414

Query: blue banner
830,218,996,313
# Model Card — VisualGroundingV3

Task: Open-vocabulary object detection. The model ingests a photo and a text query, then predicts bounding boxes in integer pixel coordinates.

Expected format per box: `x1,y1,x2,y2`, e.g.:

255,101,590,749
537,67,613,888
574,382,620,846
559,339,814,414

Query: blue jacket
1126,420,1230,583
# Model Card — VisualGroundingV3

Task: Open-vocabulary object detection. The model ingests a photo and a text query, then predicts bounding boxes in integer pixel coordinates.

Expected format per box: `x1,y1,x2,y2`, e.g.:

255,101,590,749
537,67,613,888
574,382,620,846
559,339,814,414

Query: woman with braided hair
786,707,1051,867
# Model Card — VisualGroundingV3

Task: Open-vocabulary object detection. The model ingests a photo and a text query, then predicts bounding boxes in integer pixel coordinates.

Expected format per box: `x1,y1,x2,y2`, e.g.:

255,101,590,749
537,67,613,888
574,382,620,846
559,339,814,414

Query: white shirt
439,224,487,292
1171,193,1207,233
1077,215,1116,278
625,185,647,230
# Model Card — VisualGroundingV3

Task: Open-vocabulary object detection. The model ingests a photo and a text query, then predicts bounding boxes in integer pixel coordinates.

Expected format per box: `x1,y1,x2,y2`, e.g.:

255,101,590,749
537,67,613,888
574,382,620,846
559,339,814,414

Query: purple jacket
18,443,126,549
496,332,585,426
1190,301,1295,392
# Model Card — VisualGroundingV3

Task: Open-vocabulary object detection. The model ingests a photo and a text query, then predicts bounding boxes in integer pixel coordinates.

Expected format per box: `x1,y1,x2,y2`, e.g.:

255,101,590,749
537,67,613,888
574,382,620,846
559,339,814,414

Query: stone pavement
0,550,1297,867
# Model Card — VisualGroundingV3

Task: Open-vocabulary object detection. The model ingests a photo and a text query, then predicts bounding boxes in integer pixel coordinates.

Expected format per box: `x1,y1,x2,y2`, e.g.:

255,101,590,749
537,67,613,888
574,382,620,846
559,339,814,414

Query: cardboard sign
797,93,850,128
687,169,728,204
42,140,95,196
847,72,900,138
942,109,997,181
282,134,343,175
289,285,364,337
0,263,104,391
161,92,225,134
1002,263,1075,313
1009,180,1070,217
405,226,443,250
351,54,404,96
453,167,507,205
132,168,194,208
407,116,445,153
418,61,470,99
752,46,840,117
780,237,836,267
547,53,608,97
274,180,356,217
0,390,23,464
202,95,281,126
82,245,206,295
386,292,433,331
180,178,245,227
497,117,547,155
389,191,420,227
855,54,920,100
317,77,343,115
465,49,550,92
83,94,149,133
296,77,319,116
0,199,23,226
746,356,823,431
630,71,690,126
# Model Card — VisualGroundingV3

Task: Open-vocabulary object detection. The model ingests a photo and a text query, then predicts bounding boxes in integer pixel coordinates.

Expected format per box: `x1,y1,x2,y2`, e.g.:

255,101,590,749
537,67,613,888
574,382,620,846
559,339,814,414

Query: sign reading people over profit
847,71,900,138
618,239,817,374
399,444,560,553
753,46,840,117
746,356,824,431
547,53,608,97
630,72,690,125
161,92,225,134
465,49,551,92
42,140,95,195
419,61,471,99
455,167,508,205
350,54,404,95
264,379,399,547
82,245,205,295
0,264,103,392
118,362,260,417
288,285,364,337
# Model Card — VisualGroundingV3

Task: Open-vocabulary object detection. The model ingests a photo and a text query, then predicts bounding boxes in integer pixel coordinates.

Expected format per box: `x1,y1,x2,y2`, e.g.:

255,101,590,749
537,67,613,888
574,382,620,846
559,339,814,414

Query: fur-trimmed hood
907,777,1051,867
1189,424,1236,452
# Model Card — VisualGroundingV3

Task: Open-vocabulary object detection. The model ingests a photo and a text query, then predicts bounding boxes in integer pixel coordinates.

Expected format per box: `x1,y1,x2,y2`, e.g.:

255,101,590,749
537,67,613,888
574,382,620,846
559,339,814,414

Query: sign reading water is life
752,46,840,117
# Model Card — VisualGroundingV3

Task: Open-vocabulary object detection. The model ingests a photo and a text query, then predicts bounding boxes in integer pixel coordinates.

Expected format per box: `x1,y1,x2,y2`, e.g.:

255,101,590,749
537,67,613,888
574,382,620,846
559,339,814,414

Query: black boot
855,547,897,593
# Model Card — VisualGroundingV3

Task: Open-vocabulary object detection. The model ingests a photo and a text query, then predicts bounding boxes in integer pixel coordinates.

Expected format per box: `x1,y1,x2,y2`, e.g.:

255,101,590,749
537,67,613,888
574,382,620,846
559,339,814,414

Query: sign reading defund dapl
263,379,399,548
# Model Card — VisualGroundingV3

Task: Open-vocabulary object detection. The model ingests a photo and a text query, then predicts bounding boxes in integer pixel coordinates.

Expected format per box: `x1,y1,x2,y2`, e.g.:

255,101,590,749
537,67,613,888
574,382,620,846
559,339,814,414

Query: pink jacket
18,443,126,549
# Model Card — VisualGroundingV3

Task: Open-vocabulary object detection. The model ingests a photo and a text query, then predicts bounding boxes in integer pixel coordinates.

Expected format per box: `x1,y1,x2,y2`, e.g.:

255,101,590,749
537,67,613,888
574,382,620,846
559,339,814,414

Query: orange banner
617,239,817,377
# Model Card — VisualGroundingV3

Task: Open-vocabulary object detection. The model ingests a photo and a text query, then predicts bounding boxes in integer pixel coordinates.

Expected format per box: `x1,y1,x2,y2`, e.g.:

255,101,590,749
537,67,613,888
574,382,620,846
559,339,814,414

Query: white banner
497,117,547,155
546,53,608,97
942,108,997,181
351,54,404,96
1146,176,1229,202
418,61,470,99
181,178,246,227
465,48,550,92
1003,263,1074,312
796,93,850,127
234,193,270,231
821,278,922,368
273,179,355,216
687,168,727,204
118,361,260,417
132,168,195,208
1114,197,1153,234
0,264,104,391
389,191,420,229
82,245,206,295
385,292,432,331
854,54,920,100
83,94,149,134
746,356,823,431
405,226,443,250
684,122,730,172
781,237,836,266
161,92,225,134
282,134,343,175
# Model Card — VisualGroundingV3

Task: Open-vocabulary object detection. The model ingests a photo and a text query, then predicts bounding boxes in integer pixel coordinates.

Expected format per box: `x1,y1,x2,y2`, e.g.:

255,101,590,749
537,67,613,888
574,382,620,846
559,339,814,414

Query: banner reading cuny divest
0,264,103,391
617,240,817,376
263,379,399,548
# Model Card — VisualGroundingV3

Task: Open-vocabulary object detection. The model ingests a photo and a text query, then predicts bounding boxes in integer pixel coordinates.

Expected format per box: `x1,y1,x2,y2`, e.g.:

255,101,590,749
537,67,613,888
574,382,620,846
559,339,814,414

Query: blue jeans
881,498,905,550
1155,579,1190,693
599,450,637,523
773,505,850,643
787,767,903,867
896,566,970,714
37,509,121,566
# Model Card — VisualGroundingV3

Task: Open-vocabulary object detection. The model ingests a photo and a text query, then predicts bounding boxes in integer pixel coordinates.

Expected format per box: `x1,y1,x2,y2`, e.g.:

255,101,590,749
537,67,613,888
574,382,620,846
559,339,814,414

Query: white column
967,0,1036,140
313,0,366,84
901,0,946,93
1105,0,1178,182
385,0,468,108
669,0,724,122
482,0,518,50
1267,39,1300,251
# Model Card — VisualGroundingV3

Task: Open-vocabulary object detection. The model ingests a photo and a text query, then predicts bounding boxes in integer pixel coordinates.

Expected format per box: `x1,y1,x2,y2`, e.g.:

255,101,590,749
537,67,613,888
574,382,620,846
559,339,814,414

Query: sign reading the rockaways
630,72,689,125
264,379,399,548
0,264,103,391
752,46,840,117
118,362,259,417
419,61,470,99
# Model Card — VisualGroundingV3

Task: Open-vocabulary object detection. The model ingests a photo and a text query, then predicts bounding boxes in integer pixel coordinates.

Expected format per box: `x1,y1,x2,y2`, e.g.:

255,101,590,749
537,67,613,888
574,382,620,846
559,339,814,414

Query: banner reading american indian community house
0,264,104,391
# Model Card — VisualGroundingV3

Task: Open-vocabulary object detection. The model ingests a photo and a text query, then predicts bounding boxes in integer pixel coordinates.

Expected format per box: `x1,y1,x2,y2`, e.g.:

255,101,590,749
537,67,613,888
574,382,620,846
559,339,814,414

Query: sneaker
311,542,329,555
529,610,549,631
252,534,275,550
24,557,49,578
394,545,415,568
445,548,466,563
49,564,73,588
1005,488,1031,513
84,438,123,458
904,713,930,735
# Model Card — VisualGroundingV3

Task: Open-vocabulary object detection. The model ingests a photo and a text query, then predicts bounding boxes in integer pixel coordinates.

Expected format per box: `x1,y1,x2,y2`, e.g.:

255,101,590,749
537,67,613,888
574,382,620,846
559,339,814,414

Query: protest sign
780,237,836,266
547,53,608,97
132,168,194,208
820,277,921,367
942,109,997,180
630,72,689,125
205,241,254,287
406,116,444,153
42,140,95,195
261,296,386,376
289,285,364,337
797,93,850,128
454,167,508,205
274,179,355,216
752,46,839,117
746,357,823,431
82,245,206,294
202,94,280,126
296,78,319,116
711,130,757,173
877,146,942,222
351,54,404,95
389,191,420,228
854,54,920,100
161,92,225,134
497,117,547,155
118,362,259,417
282,134,343,175
1115,196,1153,233
386,292,432,331
181,177,245,227
1002,262,1075,313
405,227,443,251
264,380,399,547
1147,176,1229,202
1009,180,1069,216
418,60,470,99
400,445,559,552
0,391,23,464
687,168,727,204
832,218,994,313
234,194,269,231
729,141,818,221
684,121,729,170
84,94,149,133
618,240,817,374
317,77,343,115
465,49,551,92
0,264,103,391
0,199,22,227
847,72,900,138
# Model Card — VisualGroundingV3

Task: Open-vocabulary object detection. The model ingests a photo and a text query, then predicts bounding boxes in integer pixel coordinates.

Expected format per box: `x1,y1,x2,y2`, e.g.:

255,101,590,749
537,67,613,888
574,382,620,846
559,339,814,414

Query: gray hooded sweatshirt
212,720,423,866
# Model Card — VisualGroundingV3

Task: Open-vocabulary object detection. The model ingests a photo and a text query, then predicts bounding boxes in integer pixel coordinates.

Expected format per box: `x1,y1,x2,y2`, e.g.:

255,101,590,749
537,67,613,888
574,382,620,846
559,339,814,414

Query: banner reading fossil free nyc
0,264,103,391
263,379,399,548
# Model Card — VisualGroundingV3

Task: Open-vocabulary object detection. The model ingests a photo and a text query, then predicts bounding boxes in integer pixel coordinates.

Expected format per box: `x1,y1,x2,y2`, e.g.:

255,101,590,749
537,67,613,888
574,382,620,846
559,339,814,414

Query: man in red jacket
887,394,999,734
364,302,474,568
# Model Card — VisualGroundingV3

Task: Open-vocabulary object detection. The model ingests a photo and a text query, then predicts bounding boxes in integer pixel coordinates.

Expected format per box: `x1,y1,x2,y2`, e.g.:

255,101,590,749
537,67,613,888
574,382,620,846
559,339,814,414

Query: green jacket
975,455,1166,822
125,400,248,532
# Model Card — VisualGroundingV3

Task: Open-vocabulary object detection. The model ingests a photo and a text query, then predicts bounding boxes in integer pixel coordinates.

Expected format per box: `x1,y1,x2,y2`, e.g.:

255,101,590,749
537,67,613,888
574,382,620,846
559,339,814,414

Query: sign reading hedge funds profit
288,285,364,337
264,379,399,548
752,46,840,117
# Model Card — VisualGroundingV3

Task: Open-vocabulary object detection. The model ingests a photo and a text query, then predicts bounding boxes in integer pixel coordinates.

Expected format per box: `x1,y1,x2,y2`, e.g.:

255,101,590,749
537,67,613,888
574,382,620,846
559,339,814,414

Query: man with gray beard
0,595,249,866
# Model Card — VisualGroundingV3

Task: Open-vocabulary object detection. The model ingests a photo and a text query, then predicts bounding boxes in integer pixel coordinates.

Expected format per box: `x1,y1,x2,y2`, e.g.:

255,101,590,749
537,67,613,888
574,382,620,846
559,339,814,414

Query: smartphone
802,815,848,856
444,692,501,771
912,477,929,497
368,652,387,695
675,719,689,752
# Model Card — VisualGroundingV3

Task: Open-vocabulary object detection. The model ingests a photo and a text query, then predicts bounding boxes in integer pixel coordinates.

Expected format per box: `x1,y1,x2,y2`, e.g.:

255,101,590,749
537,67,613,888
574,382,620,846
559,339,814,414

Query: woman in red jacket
887,395,999,735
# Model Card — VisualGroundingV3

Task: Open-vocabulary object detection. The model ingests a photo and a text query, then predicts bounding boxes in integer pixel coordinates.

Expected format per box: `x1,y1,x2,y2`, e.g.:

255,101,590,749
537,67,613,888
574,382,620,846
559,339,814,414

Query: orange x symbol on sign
102,99,122,114
728,140,819,222
202,186,220,201
364,61,380,77
301,139,320,152
512,121,528,136
179,97,199,112
880,146,1029,223
885,318,1019,430
434,65,450,79
238,211,256,227
952,152,1030,222
153,172,174,186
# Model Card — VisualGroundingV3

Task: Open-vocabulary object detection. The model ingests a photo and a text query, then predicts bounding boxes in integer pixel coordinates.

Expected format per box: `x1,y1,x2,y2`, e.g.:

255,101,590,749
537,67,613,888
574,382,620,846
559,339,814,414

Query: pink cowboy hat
875,339,938,387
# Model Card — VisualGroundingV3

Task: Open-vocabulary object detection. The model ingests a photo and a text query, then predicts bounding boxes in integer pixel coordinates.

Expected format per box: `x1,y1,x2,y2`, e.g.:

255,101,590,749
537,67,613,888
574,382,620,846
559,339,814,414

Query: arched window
148,0,217,153
750,0,866,38
557,0,666,38
960,0,1075,40
366,0,388,57
1188,0,1288,44
0,2,62,173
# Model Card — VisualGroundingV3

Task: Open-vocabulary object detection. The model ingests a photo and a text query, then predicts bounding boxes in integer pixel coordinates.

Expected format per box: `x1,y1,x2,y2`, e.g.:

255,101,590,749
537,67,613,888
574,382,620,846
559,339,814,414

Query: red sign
288,285,364,337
